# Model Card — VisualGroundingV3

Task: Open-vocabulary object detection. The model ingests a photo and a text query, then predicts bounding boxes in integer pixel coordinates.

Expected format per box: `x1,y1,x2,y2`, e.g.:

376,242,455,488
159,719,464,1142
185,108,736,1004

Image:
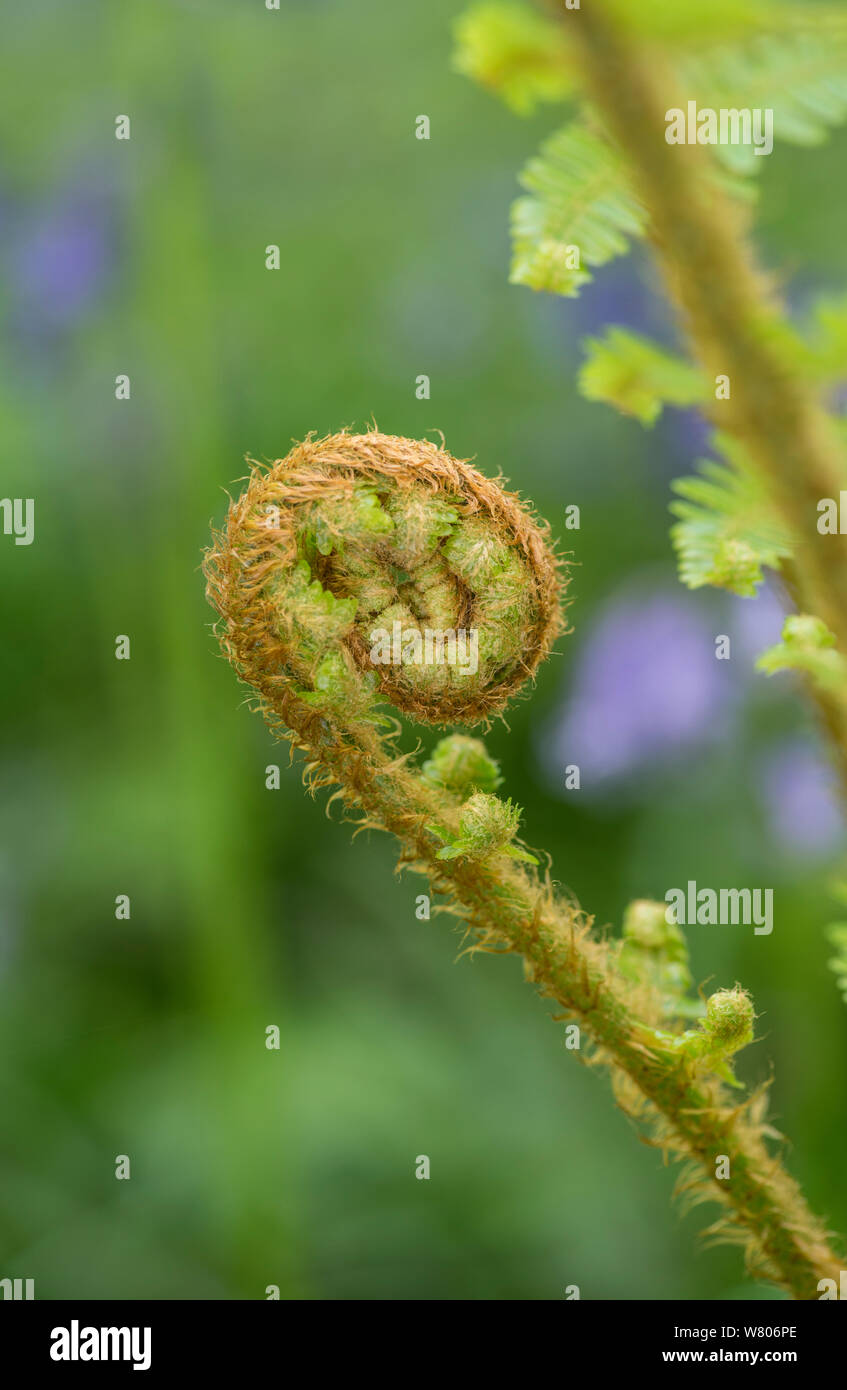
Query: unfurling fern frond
452,3,573,115
510,124,645,296
676,34,847,174
670,436,794,597
206,431,844,1300
578,327,707,426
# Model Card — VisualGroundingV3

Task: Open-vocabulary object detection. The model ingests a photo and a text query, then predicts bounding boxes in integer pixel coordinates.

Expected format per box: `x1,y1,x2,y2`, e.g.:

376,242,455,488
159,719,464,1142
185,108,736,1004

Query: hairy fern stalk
205,430,843,1299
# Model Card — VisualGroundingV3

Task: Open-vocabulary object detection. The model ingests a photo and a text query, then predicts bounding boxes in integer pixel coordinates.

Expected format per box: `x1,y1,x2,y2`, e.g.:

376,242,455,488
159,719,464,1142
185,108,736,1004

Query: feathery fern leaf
676,34,847,174
670,436,794,597
579,327,708,425
510,124,646,296
452,3,573,115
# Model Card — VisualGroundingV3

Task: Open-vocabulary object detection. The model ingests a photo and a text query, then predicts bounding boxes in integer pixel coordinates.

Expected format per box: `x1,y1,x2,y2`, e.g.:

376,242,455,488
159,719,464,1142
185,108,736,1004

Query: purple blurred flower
730,581,787,665
660,407,713,476
4,183,115,339
565,258,714,480
566,256,670,341
541,587,735,790
759,742,844,858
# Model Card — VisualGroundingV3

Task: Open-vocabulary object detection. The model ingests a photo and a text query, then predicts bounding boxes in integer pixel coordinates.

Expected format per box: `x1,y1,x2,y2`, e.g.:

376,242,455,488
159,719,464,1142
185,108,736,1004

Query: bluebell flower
540,586,735,792
6,184,115,338
759,741,844,858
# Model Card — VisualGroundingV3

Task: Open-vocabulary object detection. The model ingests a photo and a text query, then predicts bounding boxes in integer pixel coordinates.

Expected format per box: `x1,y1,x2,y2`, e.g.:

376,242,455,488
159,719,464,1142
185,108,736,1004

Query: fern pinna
205,431,843,1298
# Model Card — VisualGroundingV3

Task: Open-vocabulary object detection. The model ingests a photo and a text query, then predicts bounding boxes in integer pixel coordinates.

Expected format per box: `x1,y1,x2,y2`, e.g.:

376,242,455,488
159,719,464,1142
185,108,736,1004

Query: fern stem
205,430,843,1298
564,0,847,776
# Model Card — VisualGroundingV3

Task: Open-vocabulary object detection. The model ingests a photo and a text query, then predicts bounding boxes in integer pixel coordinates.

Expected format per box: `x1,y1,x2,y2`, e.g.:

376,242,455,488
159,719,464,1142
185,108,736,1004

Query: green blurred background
0,0,845,1300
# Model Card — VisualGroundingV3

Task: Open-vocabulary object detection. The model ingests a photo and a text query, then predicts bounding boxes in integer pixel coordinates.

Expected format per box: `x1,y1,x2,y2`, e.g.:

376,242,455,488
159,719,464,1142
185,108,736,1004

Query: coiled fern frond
204,429,843,1299
204,430,562,730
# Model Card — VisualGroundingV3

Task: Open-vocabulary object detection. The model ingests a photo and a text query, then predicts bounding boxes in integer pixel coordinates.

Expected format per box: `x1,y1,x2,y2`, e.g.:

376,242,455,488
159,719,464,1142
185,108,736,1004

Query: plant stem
271,684,843,1298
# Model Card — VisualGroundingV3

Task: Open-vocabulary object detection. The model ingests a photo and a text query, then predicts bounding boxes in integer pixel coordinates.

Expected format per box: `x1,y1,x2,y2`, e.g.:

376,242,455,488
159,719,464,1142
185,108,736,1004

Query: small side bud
654,986,753,1084
702,987,754,1059
429,791,536,864
622,899,671,951
459,791,520,851
422,735,502,795
620,900,699,1019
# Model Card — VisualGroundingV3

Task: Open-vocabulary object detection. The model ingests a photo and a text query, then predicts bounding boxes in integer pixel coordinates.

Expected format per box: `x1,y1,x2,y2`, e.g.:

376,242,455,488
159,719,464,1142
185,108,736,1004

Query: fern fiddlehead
205,429,843,1298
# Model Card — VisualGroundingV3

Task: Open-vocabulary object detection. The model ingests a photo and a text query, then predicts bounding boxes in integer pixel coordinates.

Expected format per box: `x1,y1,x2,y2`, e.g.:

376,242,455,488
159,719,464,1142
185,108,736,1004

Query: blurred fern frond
510,124,645,296
670,436,794,597
578,327,708,425
676,35,847,173
757,616,847,695
452,2,573,114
